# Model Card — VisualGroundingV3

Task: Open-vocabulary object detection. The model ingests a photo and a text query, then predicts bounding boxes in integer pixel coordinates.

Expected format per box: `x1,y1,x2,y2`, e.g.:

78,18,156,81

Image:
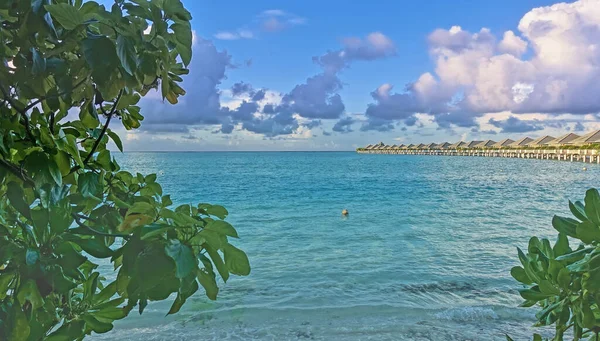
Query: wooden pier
357,148,600,163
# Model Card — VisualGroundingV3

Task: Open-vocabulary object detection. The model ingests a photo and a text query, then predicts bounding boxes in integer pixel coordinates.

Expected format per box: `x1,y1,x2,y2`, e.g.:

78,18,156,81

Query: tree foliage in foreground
511,189,600,340
0,0,250,340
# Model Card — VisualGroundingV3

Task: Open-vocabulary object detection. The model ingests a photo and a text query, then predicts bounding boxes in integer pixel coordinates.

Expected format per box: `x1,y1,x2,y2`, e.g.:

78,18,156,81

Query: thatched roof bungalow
449,141,467,149
426,143,438,149
494,139,515,148
406,144,416,149
571,130,600,145
466,141,483,148
416,143,427,149
549,133,580,146
438,142,451,149
476,140,496,148
527,135,556,147
510,137,534,147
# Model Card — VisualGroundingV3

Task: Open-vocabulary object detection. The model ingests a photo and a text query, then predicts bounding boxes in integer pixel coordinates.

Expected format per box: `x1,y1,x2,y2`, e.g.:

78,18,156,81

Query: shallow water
90,152,600,340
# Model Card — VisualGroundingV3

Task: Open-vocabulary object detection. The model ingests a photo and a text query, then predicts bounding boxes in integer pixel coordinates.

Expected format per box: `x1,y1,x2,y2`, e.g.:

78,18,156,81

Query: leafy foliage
511,189,600,340
0,0,250,340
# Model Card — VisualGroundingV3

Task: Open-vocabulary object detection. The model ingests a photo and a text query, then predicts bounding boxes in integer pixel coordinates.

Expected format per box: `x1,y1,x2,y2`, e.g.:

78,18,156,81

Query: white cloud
363,0,600,131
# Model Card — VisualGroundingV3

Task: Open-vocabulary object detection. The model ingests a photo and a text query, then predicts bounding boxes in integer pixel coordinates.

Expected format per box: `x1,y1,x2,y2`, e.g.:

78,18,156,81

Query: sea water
89,152,599,340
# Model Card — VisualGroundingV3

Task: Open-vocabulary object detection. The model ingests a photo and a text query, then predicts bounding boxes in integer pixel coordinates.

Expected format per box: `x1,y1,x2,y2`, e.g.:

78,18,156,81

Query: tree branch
0,84,24,114
1,84,36,143
71,214,130,239
69,90,123,174
0,159,35,187
23,76,89,114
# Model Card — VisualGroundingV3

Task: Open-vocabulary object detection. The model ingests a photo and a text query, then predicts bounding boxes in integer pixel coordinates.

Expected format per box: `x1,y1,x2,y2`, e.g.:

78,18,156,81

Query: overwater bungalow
476,140,497,148
449,141,467,149
365,144,374,150
426,143,438,149
510,137,534,147
466,141,483,148
398,144,406,149
391,144,399,150
549,133,580,146
527,135,556,147
406,144,416,149
571,130,600,145
494,139,515,148
438,142,451,149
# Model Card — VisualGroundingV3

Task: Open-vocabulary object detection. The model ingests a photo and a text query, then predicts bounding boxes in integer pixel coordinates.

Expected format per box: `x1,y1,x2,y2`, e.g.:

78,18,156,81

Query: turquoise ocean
90,152,600,340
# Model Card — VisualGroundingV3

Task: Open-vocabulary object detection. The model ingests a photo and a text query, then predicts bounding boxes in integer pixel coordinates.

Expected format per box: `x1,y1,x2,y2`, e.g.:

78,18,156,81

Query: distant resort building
529,135,555,147
572,130,600,145
550,133,580,146
357,130,600,163
511,137,534,147
494,139,515,148
477,140,496,148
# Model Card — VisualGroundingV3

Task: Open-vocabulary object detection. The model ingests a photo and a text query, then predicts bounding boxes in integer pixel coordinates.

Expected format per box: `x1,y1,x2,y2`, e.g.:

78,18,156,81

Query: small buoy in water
342,209,349,216
583,167,588,171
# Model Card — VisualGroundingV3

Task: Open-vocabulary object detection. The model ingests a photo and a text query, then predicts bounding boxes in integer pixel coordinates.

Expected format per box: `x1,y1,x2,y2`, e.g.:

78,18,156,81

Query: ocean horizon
89,151,597,340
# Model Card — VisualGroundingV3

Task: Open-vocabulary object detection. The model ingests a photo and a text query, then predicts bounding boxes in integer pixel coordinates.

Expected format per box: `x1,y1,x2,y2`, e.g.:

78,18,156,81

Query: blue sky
118,0,600,151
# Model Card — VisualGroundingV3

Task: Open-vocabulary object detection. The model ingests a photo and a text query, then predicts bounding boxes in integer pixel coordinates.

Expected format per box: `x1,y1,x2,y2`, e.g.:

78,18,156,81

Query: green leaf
64,134,84,167
82,36,119,86
8,304,30,341
171,23,192,66
163,0,192,20
31,48,46,76
164,239,197,279
584,188,600,226
205,220,238,238
197,268,218,300
46,320,85,341
510,266,532,284
74,237,114,258
116,35,137,75
0,271,15,299
45,3,85,30
557,268,570,290
552,233,570,257
167,274,198,315
576,220,600,244
205,244,229,282
93,281,117,305
78,172,101,198
539,280,560,295
7,181,31,219
17,280,44,309
82,315,113,334
518,287,552,302
83,272,100,304
555,247,593,262
107,130,124,152
203,205,228,219
552,215,579,238
581,300,596,329
569,200,587,221
223,243,250,276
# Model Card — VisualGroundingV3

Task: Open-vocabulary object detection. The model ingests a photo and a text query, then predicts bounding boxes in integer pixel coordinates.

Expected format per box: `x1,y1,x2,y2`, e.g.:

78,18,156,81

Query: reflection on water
90,152,598,340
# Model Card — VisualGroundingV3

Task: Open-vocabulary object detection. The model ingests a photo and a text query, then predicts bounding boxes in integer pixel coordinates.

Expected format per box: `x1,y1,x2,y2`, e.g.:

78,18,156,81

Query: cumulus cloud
362,0,600,132
332,116,355,133
488,116,544,133
139,31,395,137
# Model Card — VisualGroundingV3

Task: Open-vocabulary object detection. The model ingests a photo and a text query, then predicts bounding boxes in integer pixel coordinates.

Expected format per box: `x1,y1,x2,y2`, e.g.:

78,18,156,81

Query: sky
114,0,600,151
